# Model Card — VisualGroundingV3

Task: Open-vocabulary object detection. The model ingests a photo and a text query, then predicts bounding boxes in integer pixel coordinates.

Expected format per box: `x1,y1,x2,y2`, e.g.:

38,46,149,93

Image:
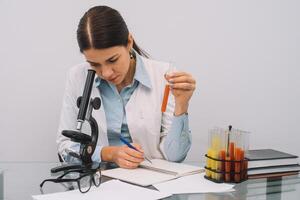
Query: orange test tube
240,149,245,179
219,150,226,181
225,156,231,182
229,142,235,179
229,142,235,160
234,147,242,182
161,85,170,112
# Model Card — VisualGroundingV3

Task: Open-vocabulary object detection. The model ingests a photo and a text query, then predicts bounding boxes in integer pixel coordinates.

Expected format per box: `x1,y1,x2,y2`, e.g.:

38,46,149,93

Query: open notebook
102,159,204,186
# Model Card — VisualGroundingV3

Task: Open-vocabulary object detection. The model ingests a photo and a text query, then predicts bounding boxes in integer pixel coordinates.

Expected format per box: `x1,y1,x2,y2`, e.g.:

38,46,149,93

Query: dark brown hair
77,6,148,57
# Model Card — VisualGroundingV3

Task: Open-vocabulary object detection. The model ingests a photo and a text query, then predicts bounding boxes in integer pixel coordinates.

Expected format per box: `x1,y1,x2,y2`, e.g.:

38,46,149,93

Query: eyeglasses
40,168,101,193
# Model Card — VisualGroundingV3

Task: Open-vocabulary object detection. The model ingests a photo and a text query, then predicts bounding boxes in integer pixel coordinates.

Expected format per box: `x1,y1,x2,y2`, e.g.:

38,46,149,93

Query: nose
101,66,114,79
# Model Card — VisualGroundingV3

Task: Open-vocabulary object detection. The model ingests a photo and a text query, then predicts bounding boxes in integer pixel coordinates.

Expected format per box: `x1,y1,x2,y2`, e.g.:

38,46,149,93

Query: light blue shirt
64,53,191,163
95,53,151,146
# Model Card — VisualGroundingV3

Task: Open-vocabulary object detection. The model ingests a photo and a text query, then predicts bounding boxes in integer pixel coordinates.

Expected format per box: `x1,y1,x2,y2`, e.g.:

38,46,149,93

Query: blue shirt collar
95,50,151,89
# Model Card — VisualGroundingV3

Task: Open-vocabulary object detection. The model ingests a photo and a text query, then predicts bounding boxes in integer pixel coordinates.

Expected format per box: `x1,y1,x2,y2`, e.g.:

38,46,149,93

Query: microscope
40,69,105,193
51,69,101,174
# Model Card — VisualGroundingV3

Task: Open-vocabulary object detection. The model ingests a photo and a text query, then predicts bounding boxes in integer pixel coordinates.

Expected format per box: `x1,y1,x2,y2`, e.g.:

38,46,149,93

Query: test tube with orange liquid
224,126,233,182
236,129,250,182
229,128,249,182
233,130,242,182
161,85,170,112
161,64,175,113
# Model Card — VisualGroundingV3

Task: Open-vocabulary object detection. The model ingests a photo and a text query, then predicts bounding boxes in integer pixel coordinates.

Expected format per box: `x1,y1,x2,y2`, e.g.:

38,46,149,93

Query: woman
57,5,196,169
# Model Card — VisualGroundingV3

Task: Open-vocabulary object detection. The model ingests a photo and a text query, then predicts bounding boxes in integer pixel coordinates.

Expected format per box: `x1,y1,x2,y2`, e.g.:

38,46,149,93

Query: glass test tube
211,128,219,180
218,128,226,181
206,127,226,181
206,129,213,178
233,129,242,182
233,129,249,182
161,85,170,112
225,128,233,182
161,63,175,113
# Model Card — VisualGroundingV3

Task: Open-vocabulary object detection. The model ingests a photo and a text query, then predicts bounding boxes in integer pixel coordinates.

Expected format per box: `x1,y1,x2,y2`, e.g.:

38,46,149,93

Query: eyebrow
86,54,119,66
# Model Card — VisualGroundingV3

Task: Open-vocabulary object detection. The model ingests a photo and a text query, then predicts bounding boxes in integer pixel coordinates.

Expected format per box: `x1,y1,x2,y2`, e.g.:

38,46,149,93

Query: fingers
131,143,143,152
114,144,146,169
165,71,191,79
117,152,144,169
123,147,144,161
166,72,196,91
166,72,195,86
114,154,141,169
168,75,195,84
119,160,139,169
116,156,140,169
170,82,196,90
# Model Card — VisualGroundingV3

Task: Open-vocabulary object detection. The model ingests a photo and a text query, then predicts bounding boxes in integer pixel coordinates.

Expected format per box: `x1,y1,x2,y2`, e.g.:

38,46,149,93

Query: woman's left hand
165,71,196,115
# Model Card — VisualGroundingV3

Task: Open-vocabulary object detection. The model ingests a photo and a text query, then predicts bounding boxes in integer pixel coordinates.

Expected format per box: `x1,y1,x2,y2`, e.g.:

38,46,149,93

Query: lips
108,75,119,82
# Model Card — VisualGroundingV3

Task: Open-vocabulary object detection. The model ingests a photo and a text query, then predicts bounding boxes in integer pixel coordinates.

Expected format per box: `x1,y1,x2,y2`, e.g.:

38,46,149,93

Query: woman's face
83,45,132,86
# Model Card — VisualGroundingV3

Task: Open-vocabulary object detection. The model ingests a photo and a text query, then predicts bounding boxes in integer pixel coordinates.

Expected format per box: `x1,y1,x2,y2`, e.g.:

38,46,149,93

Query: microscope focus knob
92,97,101,110
77,96,82,108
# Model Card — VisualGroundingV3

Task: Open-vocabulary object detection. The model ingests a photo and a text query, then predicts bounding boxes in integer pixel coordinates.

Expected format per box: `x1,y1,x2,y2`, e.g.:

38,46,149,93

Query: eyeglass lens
78,174,92,193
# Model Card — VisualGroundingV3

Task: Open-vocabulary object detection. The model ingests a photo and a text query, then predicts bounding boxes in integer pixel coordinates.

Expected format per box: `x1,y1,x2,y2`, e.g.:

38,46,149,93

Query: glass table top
0,161,300,200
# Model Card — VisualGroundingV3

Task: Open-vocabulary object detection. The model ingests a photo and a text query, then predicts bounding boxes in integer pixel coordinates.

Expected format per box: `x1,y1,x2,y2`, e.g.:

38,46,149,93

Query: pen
120,136,152,164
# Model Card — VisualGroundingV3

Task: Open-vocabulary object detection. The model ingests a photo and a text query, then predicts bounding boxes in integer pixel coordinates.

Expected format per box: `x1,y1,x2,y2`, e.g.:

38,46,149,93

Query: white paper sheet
140,159,204,176
32,180,171,200
102,167,176,186
102,160,204,186
153,173,235,194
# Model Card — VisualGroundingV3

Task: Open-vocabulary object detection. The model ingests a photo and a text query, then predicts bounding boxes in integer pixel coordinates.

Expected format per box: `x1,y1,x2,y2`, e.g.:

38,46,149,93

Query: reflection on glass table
0,162,299,200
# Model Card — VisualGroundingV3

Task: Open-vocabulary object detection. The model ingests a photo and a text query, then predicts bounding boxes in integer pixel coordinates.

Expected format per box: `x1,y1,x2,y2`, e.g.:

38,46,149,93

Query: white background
0,0,299,162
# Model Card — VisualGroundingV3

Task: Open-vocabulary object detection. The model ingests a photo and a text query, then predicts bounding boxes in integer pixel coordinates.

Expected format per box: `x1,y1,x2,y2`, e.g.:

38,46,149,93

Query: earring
129,49,134,59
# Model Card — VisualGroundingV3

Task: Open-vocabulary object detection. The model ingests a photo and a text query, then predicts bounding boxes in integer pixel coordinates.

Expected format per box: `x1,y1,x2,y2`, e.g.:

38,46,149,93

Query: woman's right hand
101,144,145,169
112,144,145,168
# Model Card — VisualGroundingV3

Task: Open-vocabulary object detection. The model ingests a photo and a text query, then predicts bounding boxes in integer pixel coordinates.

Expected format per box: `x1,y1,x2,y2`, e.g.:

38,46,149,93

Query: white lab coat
56,57,175,161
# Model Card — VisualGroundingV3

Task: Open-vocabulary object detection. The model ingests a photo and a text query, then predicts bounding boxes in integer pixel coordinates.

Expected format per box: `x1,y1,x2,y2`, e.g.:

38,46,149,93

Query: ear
127,33,134,51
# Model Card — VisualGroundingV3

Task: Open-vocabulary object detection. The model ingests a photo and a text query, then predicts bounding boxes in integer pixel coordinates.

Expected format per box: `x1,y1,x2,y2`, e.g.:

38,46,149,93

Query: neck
116,58,136,92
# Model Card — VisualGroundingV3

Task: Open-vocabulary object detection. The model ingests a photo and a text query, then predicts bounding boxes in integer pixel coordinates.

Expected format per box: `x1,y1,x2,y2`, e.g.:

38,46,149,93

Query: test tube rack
204,126,250,183
204,154,248,183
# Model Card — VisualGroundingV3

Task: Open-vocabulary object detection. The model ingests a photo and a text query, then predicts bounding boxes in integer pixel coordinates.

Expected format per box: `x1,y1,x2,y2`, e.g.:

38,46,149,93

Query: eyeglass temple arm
57,168,89,179
51,164,84,173
40,178,77,188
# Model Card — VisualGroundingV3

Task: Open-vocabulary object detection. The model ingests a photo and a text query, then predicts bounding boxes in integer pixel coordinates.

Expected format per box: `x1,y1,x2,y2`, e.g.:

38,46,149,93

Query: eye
91,65,100,68
108,58,118,63
90,63,101,68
